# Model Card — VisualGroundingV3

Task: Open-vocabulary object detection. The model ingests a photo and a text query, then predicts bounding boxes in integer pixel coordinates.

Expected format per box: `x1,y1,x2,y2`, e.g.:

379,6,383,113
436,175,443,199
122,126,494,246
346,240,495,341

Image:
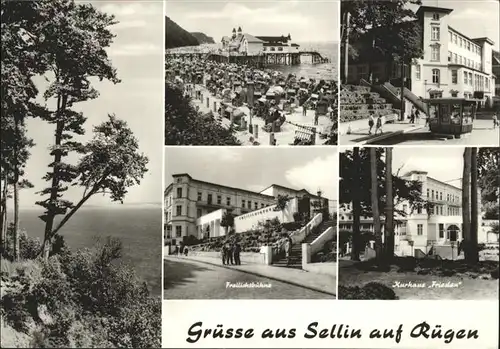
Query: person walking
492,112,498,129
314,110,319,126
368,114,375,134
285,234,293,266
410,107,415,124
302,103,307,116
183,245,189,256
374,115,383,134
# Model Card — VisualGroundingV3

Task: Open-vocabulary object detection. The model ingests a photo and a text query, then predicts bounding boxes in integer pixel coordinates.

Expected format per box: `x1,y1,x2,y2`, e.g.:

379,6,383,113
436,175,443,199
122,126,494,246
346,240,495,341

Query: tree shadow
163,259,212,294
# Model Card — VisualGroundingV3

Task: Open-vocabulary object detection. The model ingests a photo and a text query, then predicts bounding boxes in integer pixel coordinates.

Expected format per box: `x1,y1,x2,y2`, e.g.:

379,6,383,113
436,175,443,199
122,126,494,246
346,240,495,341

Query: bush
339,282,397,300
1,236,161,348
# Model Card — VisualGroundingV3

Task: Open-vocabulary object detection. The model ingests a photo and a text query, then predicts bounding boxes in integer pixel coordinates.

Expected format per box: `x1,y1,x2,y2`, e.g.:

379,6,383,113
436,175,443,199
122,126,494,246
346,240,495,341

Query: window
417,224,423,236
459,55,462,65
468,72,473,85
242,200,245,208
217,195,221,204
467,41,470,51
432,69,440,84
440,206,443,215
431,26,440,40
464,71,468,85
197,209,202,218
451,70,457,84
427,188,429,197
176,187,182,198
486,78,489,90
451,91,458,97
417,206,422,214
254,202,258,210
176,205,182,216
439,224,444,238
459,37,463,47
453,53,457,63
261,203,265,208
207,194,212,204
226,197,231,206
175,226,182,238
431,46,440,61
270,47,275,51
197,192,202,201
415,65,421,80
449,31,452,41
431,190,435,199
430,91,442,99
278,47,283,51
447,51,451,62
453,34,457,44
440,192,443,200
432,13,440,20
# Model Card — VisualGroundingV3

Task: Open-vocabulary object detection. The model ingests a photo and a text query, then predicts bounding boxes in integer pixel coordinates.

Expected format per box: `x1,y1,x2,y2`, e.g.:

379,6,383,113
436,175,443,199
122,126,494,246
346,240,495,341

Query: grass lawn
338,256,499,300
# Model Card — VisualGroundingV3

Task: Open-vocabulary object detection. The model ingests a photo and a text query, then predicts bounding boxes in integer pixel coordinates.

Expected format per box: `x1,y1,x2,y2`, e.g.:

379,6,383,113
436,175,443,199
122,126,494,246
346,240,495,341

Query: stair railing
289,213,323,245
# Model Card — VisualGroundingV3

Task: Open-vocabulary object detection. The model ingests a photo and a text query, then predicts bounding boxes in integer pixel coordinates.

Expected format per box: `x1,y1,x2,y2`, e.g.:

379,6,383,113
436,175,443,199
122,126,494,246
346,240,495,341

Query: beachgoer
302,104,307,116
314,110,319,126
410,107,415,124
375,115,383,134
183,246,189,256
492,113,498,129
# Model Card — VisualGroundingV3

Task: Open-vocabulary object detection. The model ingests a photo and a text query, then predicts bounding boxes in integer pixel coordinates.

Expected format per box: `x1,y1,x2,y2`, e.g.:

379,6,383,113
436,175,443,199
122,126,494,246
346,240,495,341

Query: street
164,258,330,299
374,119,500,146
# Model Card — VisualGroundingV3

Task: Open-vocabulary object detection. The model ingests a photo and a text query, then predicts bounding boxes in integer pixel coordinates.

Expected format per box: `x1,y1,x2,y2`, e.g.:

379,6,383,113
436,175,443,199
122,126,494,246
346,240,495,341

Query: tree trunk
470,147,479,263
400,60,405,121
385,147,394,260
343,11,351,84
462,148,471,262
351,147,361,261
0,176,8,249
42,95,67,260
13,116,20,262
370,148,383,259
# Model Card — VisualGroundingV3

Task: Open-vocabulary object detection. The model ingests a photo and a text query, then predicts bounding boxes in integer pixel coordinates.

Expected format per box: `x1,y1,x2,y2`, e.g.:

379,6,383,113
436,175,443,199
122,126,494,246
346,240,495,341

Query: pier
165,50,329,67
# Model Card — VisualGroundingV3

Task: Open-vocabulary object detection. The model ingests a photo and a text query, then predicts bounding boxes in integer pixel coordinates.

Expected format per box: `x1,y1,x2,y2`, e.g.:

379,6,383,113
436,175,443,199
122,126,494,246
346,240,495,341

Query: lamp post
247,81,254,134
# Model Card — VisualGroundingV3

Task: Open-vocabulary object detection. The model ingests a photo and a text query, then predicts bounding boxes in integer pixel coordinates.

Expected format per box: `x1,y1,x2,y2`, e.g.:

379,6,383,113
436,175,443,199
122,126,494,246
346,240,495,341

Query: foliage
165,16,200,49
274,194,290,212
338,282,397,300
340,148,431,218
220,211,235,233
1,237,161,348
165,82,241,145
477,148,499,214
32,0,120,257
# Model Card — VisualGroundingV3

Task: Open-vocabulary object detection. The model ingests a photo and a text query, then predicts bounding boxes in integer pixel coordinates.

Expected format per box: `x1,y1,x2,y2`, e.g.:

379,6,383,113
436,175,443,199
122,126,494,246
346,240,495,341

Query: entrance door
447,225,460,242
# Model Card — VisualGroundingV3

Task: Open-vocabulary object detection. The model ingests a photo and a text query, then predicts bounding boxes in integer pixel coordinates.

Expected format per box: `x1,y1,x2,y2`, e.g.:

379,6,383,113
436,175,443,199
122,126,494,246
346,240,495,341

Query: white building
339,170,485,258
165,174,334,245
347,5,496,105
221,27,300,55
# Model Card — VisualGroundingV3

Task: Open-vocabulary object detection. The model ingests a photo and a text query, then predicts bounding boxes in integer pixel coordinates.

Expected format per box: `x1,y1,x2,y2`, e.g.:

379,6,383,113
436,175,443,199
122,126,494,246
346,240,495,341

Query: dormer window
432,13,440,20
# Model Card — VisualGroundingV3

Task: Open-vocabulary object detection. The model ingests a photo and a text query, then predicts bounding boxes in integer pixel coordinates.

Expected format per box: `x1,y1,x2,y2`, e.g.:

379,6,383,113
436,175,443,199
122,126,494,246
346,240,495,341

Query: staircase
272,219,335,269
381,82,428,115
340,84,399,124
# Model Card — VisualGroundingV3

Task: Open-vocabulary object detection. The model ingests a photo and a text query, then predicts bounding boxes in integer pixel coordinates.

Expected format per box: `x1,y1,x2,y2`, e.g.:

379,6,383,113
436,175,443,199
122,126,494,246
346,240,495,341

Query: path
339,119,426,145
164,256,335,299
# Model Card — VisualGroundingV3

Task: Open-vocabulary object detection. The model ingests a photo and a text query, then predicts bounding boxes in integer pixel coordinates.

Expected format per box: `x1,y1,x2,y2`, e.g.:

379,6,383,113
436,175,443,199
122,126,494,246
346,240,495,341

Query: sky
340,147,465,189
411,0,500,51
165,0,340,43
18,1,164,208
164,147,338,202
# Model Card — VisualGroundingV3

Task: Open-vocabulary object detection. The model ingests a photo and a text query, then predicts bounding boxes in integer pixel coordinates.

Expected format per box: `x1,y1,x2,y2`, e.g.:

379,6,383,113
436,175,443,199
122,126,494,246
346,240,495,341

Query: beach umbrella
266,90,276,96
270,86,285,95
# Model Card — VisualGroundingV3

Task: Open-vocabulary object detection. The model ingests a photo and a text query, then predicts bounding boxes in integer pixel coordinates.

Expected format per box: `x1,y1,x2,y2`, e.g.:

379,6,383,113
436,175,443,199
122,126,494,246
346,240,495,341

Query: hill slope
165,16,199,49
190,32,215,44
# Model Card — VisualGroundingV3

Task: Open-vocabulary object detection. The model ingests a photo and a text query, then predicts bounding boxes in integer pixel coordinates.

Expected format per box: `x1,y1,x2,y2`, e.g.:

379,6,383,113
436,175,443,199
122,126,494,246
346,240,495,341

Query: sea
12,205,162,296
265,41,339,81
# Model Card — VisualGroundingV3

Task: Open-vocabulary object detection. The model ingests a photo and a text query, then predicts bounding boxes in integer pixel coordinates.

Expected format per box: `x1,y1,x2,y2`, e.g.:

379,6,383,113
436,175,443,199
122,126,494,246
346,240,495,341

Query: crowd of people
165,56,338,137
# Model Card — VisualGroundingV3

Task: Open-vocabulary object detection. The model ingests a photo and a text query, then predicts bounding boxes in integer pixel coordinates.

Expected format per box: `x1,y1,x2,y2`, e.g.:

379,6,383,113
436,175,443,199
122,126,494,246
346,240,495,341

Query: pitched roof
256,35,289,43
242,33,264,43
